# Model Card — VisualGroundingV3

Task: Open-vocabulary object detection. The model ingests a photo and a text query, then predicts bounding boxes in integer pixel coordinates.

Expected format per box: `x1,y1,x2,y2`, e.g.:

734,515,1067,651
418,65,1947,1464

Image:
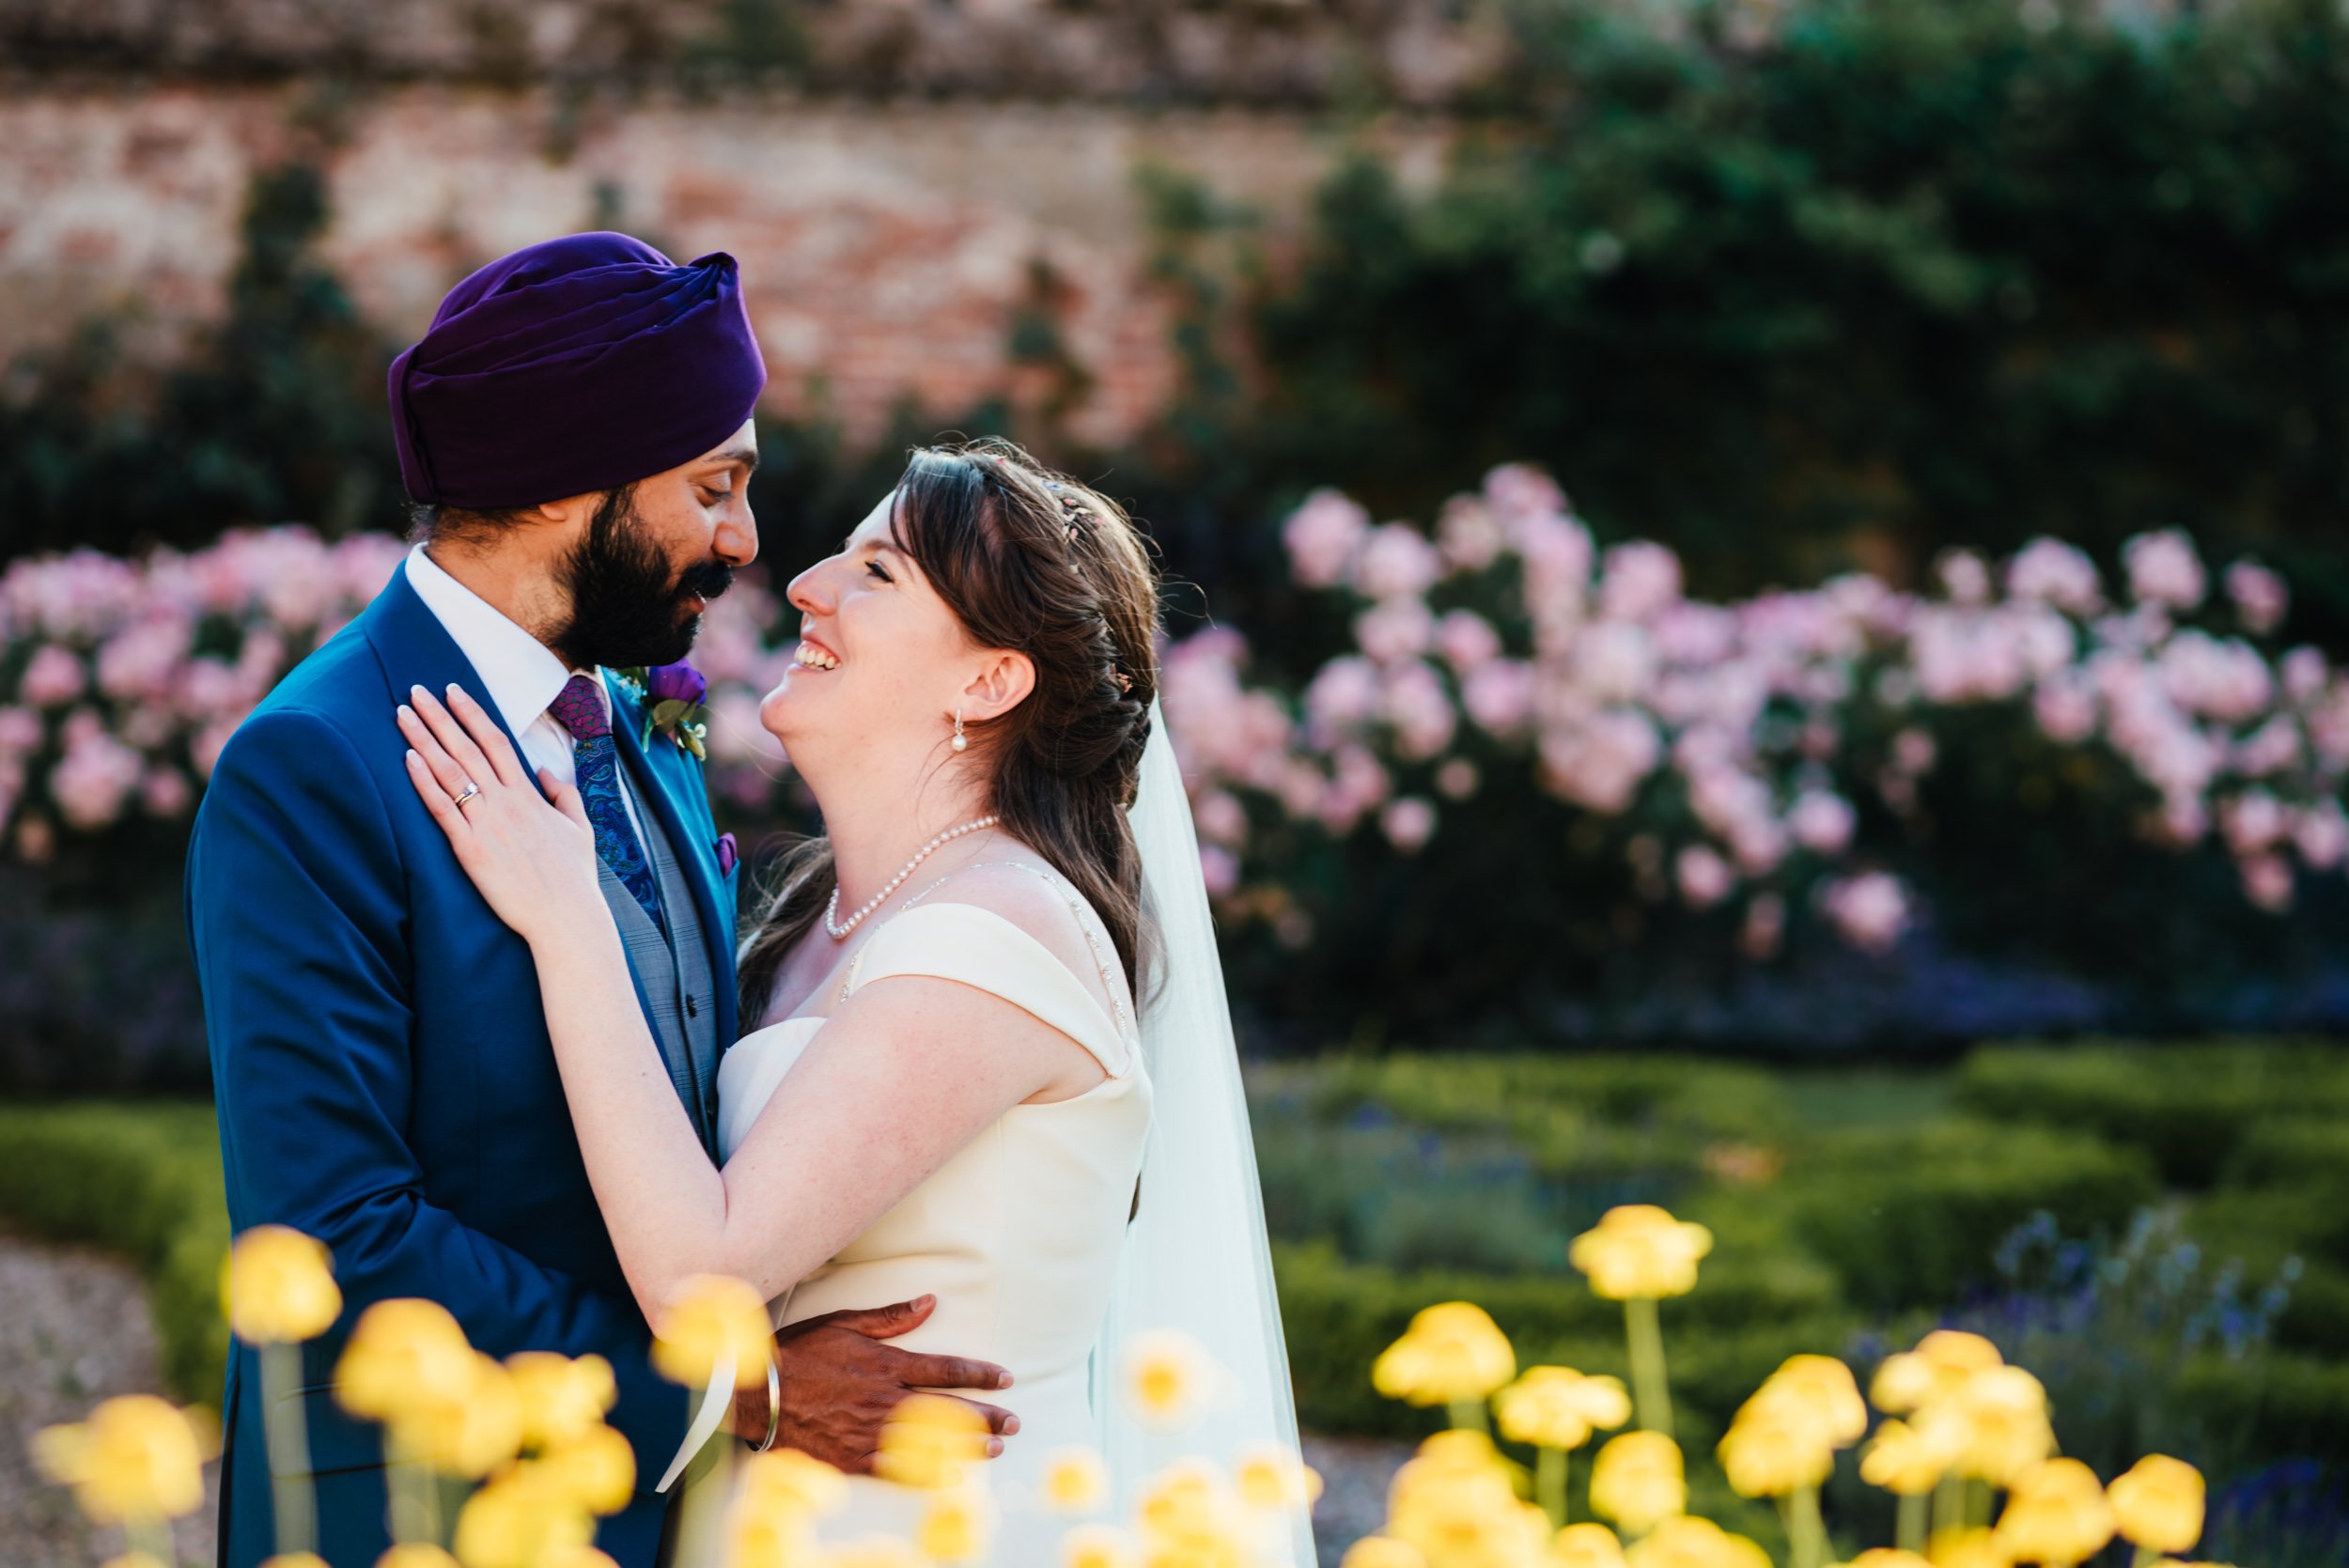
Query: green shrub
2227,1115,2349,1188
2172,1350,2349,1469
1774,1119,2158,1312
1955,1041,2349,1188
0,1101,229,1402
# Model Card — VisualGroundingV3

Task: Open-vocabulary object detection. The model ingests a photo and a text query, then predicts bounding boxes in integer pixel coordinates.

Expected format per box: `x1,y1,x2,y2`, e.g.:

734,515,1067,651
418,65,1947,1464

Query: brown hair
736,438,1162,1021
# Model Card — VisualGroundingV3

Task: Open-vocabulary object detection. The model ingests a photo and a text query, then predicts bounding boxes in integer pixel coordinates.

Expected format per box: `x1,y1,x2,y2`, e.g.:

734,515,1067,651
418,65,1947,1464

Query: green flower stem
258,1340,315,1556
1967,1478,1992,1529
1537,1445,1567,1528
2131,1547,2159,1568
384,1438,438,1545
1934,1472,1964,1544
1787,1483,1828,1568
669,1422,737,1568
1448,1397,1492,1437
1897,1490,1929,1556
126,1513,177,1568
1625,1296,1673,1437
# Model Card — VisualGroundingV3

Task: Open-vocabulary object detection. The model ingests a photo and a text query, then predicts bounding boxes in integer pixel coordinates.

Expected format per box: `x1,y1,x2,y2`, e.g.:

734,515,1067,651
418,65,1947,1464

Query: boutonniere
613,661,710,761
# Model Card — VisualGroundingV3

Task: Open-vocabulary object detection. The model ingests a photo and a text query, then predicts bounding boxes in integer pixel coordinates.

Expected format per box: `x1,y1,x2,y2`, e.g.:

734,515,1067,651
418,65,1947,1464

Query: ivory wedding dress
697,861,1153,1562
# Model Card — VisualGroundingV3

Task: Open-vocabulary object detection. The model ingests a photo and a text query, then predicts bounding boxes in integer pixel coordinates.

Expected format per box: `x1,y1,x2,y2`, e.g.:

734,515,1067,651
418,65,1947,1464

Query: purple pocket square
716,831,739,877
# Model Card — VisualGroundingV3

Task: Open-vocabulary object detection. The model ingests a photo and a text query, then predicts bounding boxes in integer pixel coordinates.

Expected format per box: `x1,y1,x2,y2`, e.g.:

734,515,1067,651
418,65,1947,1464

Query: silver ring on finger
452,780,483,812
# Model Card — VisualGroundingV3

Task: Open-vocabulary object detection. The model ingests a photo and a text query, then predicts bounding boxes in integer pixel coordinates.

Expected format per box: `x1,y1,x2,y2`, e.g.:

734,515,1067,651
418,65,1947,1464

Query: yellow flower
450,1467,594,1568
1753,1357,1868,1447
1587,1432,1685,1533
334,1298,477,1423
738,1447,848,1522
1495,1366,1632,1451
533,1423,637,1515
1136,1457,1243,1543
259,1556,332,1568
33,1394,211,1524
1859,1420,1955,1496
102,1556,170,1568
397,1351,525,1479
2108,1455,2203,1555
1623,1515,1772,1568
1568,1206,1714,1300
651,1274,773,1389
1554,1522,1628,1568
1841,1553,1935,1568
1044,1446,1111,1514
1947,1368,2054,1487
1994,1458,2115,1568
1921,1528,2006,1568
727,1500,817,1568
1337,1538,1427,1568
539,1551,622,1568
1121,1329,1219,1431
917,1483,996,1563
1873,1334,2003,1416
1717,1399,1834,1498
876,1392,991,1490
506,1352,617,1450
1235,1442,1324,1512
1372,1301,1517,1406
374,1549,462,1568
224,1226,342,1345
1063,1523,1142,1568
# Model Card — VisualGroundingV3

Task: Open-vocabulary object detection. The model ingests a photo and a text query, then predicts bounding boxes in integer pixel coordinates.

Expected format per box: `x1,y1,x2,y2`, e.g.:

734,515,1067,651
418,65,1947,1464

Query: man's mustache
677,560,735,603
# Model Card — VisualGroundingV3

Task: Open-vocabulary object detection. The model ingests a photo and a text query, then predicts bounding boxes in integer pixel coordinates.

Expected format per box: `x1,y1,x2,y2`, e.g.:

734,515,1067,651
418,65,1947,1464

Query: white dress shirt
401,543,649,845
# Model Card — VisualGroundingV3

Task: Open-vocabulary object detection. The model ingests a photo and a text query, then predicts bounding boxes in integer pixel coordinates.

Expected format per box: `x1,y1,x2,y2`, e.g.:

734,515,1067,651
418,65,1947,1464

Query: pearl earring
951,704,968,753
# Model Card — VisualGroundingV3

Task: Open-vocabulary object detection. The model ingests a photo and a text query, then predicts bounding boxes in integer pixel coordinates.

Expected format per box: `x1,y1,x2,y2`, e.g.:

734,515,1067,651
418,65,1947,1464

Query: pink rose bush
1155,465,2349,962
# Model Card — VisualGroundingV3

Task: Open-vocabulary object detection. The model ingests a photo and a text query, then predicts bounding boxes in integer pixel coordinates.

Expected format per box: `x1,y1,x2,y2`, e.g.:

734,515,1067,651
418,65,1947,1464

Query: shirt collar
403,543,606,736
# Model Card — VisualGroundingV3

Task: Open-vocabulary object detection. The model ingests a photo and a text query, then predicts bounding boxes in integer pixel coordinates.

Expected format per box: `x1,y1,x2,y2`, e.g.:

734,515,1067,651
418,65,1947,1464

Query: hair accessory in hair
1113,669,1133,694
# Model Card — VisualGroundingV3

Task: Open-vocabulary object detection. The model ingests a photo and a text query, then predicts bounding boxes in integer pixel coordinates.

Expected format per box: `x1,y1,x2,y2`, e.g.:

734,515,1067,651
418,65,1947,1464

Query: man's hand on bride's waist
727,1293,1019,1474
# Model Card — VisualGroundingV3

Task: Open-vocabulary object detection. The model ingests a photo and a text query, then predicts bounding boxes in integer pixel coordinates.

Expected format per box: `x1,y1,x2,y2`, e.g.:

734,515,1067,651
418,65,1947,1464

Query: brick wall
0,84,1452,446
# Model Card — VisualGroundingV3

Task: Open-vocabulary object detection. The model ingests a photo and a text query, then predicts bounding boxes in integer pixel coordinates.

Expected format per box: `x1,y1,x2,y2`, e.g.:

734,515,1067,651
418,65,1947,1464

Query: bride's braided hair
737,437,1162,1019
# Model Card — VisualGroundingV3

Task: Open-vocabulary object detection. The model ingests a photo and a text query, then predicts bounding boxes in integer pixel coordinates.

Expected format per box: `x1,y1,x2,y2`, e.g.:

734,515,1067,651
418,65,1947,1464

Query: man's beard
551,487,735,670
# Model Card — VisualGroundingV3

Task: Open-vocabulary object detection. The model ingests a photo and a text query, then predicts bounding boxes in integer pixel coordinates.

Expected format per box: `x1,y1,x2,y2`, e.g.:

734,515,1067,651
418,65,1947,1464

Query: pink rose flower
1819,871,1911,954
1598,541,1684,623
2123,528,2208,611
1787,790,1857,856
1282,489,1370,588
1675,844,1735,908
2226,560,2289,637
22,644,86,708
2239,852,2294,913
1352,524,1444,602
2006,538,2103,615
1380,797,1439,853
1436,610,1502,674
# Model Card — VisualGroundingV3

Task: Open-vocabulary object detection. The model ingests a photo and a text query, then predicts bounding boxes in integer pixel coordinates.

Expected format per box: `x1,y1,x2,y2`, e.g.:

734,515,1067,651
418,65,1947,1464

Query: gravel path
1303,1433,1412,1566
0,1233,221,1568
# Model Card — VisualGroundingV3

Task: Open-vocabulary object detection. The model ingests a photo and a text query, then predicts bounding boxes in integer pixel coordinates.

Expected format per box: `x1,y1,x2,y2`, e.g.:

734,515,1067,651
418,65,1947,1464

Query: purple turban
388,232,767,510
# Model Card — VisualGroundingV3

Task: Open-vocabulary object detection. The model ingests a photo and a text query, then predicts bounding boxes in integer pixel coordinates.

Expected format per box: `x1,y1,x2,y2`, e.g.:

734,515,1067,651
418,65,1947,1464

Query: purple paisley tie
549,674,664,932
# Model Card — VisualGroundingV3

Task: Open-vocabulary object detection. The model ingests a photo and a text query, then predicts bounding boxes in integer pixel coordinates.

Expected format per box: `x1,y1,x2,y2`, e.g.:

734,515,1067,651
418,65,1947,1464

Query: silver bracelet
753,1351,782,1453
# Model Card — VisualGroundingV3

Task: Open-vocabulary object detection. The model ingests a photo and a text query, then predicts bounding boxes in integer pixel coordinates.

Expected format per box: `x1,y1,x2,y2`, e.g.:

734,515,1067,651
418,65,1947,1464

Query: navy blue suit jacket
188,562,742,1568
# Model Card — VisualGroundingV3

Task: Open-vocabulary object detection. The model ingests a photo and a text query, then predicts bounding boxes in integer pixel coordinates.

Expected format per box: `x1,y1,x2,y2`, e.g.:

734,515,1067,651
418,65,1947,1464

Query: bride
394,440,1308,1564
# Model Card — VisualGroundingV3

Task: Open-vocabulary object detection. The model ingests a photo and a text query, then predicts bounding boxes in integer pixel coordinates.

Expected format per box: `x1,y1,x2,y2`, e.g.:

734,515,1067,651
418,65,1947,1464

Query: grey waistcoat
597,780,723,1152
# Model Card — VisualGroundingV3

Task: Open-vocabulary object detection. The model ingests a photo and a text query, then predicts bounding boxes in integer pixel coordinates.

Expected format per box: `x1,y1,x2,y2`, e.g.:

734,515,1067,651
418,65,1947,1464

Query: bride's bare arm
396,685,1089,1318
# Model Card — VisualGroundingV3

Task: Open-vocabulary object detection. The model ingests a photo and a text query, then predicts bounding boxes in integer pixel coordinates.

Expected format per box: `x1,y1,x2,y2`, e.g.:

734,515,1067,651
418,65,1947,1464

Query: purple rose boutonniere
614,661,711,761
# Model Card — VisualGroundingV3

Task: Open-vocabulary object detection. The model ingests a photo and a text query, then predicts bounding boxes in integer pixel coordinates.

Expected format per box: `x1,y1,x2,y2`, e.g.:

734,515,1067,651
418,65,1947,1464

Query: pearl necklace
826,815,1000,939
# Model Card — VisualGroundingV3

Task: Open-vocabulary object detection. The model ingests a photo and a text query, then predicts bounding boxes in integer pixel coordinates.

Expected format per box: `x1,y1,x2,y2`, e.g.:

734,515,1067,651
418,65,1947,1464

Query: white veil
1091,698,1315,1567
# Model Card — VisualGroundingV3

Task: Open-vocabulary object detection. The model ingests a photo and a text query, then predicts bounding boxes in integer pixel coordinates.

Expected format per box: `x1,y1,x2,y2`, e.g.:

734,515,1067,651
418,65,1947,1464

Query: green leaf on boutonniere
682,721,708,762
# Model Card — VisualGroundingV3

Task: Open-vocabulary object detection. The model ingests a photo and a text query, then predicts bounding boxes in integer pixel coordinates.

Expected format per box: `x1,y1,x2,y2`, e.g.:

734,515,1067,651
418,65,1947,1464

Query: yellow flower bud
1121,1328,1220,1431
1554,1522,1628,1568
506,1352,617,1451
650,1274,773,1389
450,1467,594,1568
395,1352,524,1479
1063,1522,1142,1568
1922,1527,2005,1568
1569,1206,1715,1300
102,1556,170,1568
533,1422,637,1515
1235,1442,1324,1512
1338,1538,1426,1568
1950,1368,2054,1487
33,1394,211,1524
260,1556,332,1568
1496,1366,1632,1451
1718,1399,1835,1498
917,1483,996,1563
374,1548,461,1568
875,1392,992,1490
1842,1553,1935,1568
1044,1446,1111,1514
538,1551,621,1568
1624,1515,1773,1568
1371,1301,1517,1406
1859,1419,1954,1496
334,1299,476,1423
1588,1431,1686,1533
1872,1333,2002,1416
224,1226,342,1346
1754,1357,1869,1447
1994,1458,2115,1568
2108,1454,2204,1555
738,1446,848,1522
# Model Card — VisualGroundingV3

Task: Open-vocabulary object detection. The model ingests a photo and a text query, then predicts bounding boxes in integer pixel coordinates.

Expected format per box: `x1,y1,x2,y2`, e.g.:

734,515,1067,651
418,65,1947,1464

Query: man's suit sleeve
191,706,689,1483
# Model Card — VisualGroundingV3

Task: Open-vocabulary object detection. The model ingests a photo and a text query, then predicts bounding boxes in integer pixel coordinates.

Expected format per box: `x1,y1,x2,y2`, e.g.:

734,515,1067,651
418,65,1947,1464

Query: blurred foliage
1146,0,2349,645
0,1101,229,1404
0,163,403,565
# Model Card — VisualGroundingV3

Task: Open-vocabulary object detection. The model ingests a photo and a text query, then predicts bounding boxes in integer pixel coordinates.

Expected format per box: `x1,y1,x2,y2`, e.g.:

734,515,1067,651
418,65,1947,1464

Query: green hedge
1954,1041,2349,1188
0,1101,229,1402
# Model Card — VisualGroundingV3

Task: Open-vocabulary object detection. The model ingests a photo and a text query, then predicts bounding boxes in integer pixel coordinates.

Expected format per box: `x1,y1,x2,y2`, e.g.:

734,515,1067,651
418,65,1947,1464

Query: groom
190,233,1012,1568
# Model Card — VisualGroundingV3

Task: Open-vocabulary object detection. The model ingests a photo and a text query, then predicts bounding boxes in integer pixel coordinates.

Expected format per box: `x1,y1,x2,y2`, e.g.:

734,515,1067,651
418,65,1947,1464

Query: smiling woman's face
761,489,978,758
